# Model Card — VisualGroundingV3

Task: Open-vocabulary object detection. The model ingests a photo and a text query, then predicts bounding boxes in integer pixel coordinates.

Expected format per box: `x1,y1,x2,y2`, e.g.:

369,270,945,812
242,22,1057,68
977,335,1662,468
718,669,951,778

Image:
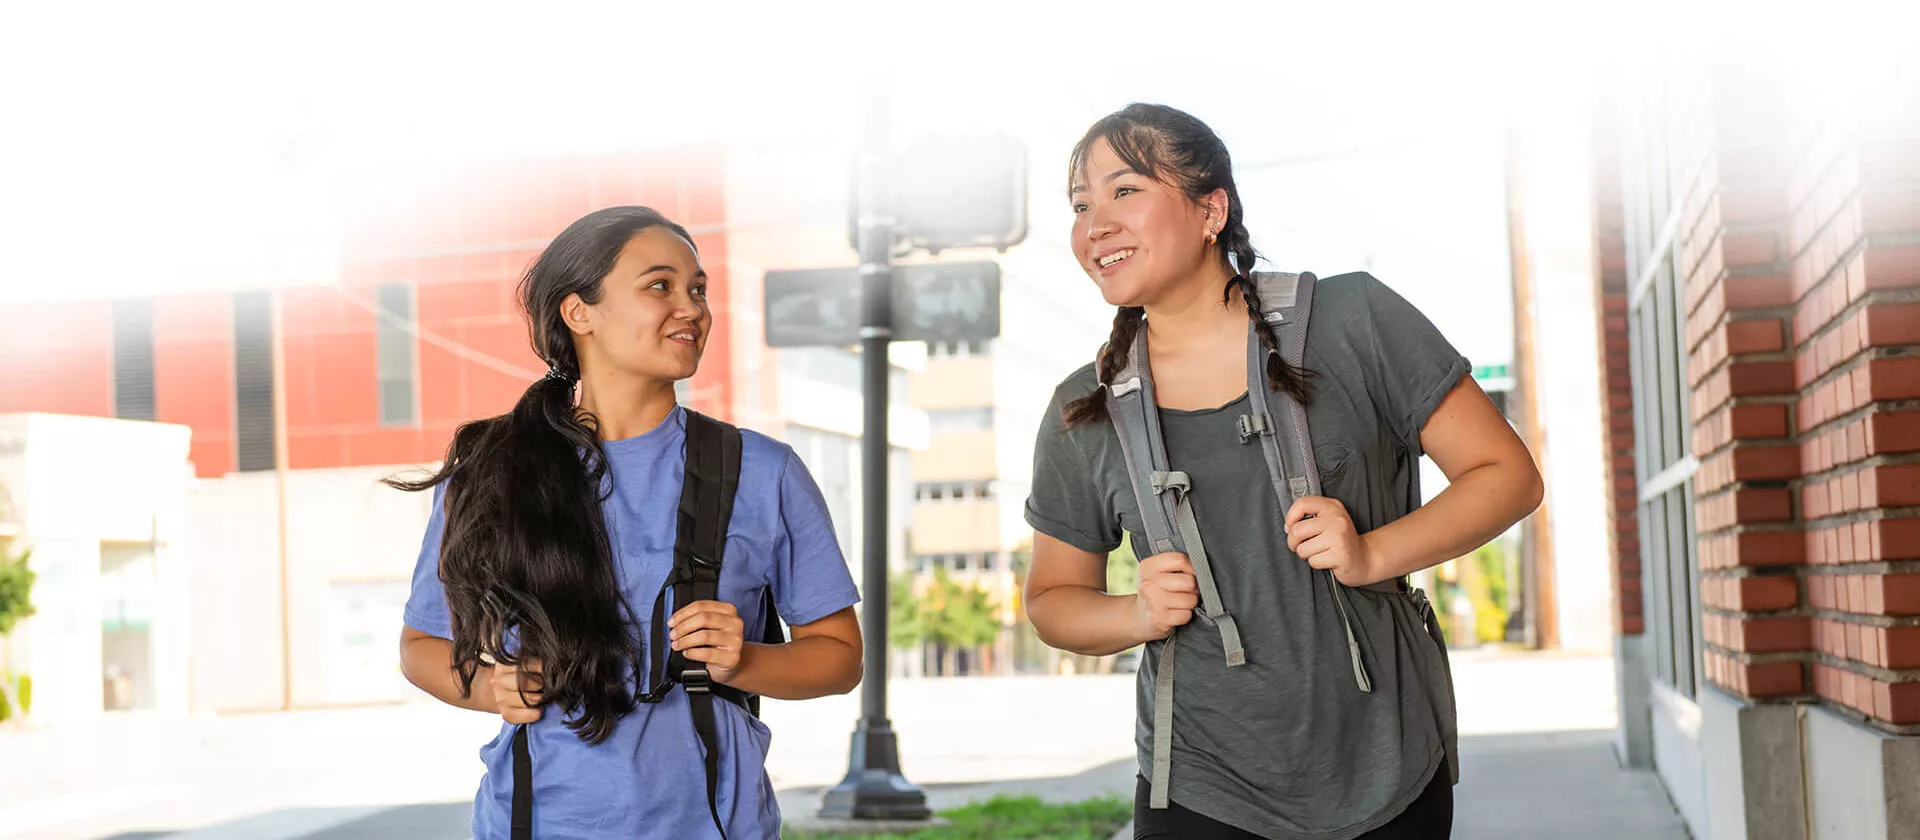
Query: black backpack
509,409,782,840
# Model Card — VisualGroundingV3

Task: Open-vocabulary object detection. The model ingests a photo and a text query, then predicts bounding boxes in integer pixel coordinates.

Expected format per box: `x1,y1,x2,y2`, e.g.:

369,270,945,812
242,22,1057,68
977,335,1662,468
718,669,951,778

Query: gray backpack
1103,271,1458,808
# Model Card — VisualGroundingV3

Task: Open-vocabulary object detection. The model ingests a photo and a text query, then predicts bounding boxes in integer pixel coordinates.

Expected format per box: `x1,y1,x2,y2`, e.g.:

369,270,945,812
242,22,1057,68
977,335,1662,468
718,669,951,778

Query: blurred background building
1,5,1917,837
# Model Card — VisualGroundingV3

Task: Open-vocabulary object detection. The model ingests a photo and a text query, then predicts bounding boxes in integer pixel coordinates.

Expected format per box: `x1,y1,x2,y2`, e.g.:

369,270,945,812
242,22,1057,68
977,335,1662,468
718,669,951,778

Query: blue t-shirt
403,407,860,839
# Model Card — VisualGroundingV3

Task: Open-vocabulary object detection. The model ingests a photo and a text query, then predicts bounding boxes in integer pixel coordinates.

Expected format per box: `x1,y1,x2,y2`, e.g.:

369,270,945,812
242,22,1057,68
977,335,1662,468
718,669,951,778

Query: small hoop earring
1207,231,1218,245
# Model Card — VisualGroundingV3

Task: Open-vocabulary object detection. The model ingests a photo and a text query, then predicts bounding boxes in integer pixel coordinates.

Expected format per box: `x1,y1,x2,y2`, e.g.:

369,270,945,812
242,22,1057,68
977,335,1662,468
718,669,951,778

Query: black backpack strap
671,409,744,838
511,410,756,839
510,724,533,840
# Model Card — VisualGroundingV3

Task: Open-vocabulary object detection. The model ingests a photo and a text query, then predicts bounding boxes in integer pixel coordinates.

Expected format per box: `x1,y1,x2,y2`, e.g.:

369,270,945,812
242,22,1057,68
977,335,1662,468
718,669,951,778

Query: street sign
849,132,1029,255
764,262,1000,348
1472,364,1511,381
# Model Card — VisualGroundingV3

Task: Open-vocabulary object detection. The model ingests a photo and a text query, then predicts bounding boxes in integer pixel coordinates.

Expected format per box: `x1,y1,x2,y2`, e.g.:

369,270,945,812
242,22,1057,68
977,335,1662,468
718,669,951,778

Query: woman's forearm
723,636,861,700
401,633,499,714
1363,459,1544,583
1026,585,1149,657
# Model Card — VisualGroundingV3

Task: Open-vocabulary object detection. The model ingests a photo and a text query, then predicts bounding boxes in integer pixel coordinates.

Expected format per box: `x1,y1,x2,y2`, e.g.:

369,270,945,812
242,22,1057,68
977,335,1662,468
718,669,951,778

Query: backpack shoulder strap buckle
679,667,713,696
1149,470,1190,498
1236,412,1271,443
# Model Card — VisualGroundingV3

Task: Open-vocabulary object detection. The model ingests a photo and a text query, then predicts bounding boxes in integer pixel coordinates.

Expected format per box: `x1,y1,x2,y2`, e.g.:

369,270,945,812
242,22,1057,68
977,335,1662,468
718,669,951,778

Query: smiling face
1069,137,1227,309
563,226,712,383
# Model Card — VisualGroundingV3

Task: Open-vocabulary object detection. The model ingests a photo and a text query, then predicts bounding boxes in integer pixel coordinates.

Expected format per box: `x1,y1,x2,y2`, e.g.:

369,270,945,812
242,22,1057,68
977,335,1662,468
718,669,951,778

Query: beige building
903,246,1112,676
0,414,195,720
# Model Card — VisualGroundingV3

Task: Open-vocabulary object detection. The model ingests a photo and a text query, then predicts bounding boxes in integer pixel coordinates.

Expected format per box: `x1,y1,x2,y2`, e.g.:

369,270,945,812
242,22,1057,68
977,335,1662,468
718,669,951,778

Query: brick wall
1789,119,1920,727
1688,70,1920,727
1593,96,1644,637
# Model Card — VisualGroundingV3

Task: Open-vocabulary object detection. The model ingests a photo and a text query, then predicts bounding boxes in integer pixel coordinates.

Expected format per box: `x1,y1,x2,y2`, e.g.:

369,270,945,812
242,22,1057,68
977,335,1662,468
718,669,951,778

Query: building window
233,291,277,472
929,339,993,358
1623,83,1703,700
916,481,986,502
375,284,418,427
112,298,156,422
929,407,994,433
787,425,858,562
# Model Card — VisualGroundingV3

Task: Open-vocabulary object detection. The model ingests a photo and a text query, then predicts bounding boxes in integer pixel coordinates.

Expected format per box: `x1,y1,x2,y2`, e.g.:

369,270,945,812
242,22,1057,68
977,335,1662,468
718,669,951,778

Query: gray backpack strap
1242,272,1374,693
1103,323,1245,810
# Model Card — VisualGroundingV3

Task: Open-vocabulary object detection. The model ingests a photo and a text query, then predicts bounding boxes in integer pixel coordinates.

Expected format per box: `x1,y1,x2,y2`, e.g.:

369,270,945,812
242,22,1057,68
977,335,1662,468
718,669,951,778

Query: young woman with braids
1023,104,1543,839
395,206,863,838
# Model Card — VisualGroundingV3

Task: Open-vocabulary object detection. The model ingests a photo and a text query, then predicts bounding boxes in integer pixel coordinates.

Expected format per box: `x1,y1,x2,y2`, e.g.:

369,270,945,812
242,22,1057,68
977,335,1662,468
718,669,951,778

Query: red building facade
0,147,736,478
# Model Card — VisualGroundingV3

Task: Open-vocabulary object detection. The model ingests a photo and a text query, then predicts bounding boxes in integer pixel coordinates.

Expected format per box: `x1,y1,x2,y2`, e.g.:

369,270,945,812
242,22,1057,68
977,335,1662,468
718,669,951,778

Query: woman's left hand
1285,496,1383,588
669,600,747,685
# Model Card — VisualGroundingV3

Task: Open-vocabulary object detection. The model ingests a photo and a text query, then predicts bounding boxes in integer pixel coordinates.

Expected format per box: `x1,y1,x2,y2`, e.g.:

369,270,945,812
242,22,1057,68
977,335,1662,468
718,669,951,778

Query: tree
0,487,35,724
946,578,1001,673
905,567,1002,676
888,572,925,652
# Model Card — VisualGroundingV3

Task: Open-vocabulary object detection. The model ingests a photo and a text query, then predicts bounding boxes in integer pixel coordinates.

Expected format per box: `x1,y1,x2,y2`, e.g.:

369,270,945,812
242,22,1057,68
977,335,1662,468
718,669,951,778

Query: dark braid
1061,306,1145,425
1219,222,1311,403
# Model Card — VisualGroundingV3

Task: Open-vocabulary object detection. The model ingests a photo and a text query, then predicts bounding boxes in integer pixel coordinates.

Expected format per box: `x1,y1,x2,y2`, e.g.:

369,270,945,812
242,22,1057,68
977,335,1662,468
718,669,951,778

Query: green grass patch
785,795,1130,839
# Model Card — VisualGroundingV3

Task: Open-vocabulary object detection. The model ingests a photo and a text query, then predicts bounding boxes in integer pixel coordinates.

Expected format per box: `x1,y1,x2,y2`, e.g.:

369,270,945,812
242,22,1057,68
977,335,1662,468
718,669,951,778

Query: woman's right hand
488,657,546,725
1133,552,1199,641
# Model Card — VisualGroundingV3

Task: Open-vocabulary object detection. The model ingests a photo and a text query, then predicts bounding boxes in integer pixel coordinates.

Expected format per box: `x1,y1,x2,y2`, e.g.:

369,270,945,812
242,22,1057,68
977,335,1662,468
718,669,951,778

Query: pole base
816,718,931,821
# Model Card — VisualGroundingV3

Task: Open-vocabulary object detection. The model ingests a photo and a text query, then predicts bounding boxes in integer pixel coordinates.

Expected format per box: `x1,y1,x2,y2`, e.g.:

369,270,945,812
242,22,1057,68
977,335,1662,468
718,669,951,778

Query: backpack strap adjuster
1236,413,1272,443
1149,470,1190,498
679,667,713,696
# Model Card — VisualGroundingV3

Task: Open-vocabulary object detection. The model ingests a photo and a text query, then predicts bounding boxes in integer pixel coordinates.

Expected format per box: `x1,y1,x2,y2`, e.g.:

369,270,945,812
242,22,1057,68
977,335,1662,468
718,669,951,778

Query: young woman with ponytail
1023,105,1544,839
395,207,863,839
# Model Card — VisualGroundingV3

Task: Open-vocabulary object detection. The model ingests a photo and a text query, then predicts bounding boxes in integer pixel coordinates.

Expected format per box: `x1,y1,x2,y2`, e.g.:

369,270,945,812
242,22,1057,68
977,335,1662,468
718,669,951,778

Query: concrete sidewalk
1454,728,1687,839
0,652,1688,839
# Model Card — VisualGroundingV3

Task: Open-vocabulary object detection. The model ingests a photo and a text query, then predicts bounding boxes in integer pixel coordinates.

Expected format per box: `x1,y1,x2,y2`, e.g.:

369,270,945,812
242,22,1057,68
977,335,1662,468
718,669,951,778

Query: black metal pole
817,93,930,822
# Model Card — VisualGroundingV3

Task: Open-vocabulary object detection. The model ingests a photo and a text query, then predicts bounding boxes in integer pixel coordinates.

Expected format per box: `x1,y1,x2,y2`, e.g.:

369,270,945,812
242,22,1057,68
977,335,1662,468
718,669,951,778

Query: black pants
1133,763,1453,839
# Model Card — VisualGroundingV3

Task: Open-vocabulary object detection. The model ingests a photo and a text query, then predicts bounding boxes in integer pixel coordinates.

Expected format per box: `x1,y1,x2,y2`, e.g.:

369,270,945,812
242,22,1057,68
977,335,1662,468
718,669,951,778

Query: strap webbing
1153,472,1244,667
1148,636,1177,809
1245,273,1377,693
510,410,753,840
511,724,532,840
674,412,741,838
1106,323,1245,812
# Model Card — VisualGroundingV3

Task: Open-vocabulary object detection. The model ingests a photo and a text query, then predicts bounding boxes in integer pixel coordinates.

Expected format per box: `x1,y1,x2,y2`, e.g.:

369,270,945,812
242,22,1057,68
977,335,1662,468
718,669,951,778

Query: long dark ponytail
1060,103,1310,427
387,206,697,745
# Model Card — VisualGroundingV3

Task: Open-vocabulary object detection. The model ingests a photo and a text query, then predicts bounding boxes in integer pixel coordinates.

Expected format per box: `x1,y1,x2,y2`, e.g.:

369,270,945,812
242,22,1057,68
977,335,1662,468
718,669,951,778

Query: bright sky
2,0,1908,366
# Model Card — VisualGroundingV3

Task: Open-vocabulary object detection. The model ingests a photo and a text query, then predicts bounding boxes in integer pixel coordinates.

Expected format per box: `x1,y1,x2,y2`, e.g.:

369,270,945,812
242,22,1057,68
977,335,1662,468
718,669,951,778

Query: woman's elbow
1516,457,1546,516
1023,591,1076,651
827,634,864,696
836,661,863,696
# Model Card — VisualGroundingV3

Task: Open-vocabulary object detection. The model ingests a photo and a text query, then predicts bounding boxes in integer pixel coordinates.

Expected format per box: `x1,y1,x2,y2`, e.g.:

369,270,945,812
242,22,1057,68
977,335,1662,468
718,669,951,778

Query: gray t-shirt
1024,273,1469,840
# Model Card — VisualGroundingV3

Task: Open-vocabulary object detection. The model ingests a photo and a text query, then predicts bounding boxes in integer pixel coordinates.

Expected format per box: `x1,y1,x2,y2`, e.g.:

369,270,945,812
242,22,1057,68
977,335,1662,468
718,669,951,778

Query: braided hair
1061,104,1310,427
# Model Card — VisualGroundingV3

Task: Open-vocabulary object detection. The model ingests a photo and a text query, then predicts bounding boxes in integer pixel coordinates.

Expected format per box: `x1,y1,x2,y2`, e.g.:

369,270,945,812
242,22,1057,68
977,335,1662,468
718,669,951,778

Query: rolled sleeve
771,448,861,627
1360,275,1472,456
402,483,454,639
1023,389,1123,555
